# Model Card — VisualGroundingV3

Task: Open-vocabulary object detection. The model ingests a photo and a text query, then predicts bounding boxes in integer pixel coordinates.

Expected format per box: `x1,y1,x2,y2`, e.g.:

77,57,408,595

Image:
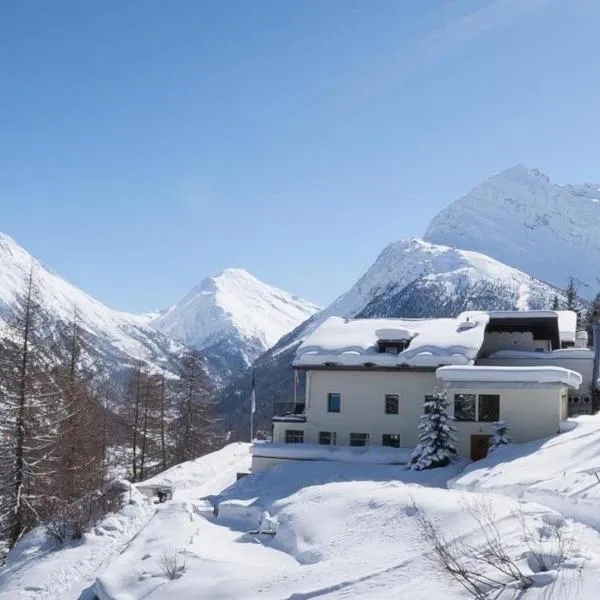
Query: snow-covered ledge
250,443,411,473
436,365,582,390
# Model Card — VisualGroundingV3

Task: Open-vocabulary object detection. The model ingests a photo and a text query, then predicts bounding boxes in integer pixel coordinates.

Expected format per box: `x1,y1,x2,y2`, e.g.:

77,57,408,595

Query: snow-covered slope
0,232,183,373
218,239,563,429
424,164,600,298
152,268,320,381
5,440,600,599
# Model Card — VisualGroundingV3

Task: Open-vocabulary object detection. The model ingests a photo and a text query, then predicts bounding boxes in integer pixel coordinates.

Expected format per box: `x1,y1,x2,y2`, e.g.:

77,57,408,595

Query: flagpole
250,368,255,443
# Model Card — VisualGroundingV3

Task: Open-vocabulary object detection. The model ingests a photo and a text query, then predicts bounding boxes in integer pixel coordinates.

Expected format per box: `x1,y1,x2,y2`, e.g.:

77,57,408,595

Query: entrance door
470,435,491,461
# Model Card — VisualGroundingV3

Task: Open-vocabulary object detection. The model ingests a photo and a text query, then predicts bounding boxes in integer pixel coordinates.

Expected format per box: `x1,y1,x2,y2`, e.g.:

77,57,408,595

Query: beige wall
446,384,567,455
271,368,569,459
274,369,437,448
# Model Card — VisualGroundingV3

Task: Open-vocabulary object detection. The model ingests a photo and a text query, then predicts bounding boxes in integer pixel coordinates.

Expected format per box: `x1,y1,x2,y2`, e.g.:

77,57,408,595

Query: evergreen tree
488,421,511,453
565,277,578,311
410,389,457,470
551,295,560,310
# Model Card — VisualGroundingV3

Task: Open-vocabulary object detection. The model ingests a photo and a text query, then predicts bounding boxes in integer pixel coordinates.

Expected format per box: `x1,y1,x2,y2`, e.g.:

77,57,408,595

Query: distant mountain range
0,233,184,378
0,163,597,439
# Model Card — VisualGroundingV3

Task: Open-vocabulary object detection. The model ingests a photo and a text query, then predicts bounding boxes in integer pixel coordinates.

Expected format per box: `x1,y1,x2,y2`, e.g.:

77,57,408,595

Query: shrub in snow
410,389,457,470
158,548,186,580
488,421,511,453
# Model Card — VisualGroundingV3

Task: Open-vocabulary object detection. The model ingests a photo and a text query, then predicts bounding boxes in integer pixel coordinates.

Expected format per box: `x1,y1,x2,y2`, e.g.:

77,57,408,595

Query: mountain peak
424,166,600,298
152,269,320,376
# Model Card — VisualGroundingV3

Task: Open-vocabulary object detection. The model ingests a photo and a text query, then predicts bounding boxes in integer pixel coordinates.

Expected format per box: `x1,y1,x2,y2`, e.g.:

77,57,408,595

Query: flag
250,370,256,414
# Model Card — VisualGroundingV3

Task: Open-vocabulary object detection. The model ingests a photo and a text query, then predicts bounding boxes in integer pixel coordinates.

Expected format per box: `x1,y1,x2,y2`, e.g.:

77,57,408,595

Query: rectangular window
285,429,304,444
382,434,400,448
319,431,336,445
454,394,476,421
327,392,341,413
385,394,399,414
478,394,500,422
349,432,369,447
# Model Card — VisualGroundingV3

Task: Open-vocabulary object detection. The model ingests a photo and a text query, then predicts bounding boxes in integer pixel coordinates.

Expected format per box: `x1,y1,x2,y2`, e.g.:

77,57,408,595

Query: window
285,429,304,444
327,392,341,413
385,394,399,414
382,434,400,448
454,394,476,421
478,394,500,422
349,433,369,447
319,431,336,445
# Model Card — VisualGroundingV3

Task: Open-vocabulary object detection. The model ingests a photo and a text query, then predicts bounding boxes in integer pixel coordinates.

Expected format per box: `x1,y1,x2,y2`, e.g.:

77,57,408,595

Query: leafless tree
0,266,62,548
171,350,217,464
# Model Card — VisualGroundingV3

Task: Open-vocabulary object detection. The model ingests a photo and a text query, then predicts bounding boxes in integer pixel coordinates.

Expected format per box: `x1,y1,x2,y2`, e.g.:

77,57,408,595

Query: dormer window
377,340,410,354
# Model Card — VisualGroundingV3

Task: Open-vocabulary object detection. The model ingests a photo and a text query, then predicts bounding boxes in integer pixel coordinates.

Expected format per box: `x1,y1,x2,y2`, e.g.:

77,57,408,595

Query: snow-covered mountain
0,232,183,374
151,268,320,382
218,238,563,432
424,164,600,298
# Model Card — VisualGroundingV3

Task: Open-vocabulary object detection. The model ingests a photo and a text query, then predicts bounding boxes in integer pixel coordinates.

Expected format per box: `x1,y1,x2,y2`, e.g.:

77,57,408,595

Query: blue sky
1,0,599,312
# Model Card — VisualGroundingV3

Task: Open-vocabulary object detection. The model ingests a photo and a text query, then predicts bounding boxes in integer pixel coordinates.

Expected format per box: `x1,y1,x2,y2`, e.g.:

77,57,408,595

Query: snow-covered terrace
437,365,582,389
293,313,490,368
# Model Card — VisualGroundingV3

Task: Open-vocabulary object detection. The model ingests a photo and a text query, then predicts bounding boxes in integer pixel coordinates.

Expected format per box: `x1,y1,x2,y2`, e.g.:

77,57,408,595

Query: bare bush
45,480,126,544
413,497,578,600
158,548,186,580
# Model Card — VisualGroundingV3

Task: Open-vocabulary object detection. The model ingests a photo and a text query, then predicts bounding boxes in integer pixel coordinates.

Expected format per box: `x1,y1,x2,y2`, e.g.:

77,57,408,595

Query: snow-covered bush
410,389,457,470
488,421,511,453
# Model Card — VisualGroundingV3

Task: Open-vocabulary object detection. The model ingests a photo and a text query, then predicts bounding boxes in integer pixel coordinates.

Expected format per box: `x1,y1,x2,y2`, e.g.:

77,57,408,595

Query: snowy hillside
4,431,600,599
0,232,184,373
151,268,320,381
424,164,600,298
218,239,563,429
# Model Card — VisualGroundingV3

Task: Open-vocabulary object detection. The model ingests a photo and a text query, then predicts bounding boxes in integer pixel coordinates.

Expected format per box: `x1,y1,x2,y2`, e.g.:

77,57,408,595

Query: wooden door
470,435,491,461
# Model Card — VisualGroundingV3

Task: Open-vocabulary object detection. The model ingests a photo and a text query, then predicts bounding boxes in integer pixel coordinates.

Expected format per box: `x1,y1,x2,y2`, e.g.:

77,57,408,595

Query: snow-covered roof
436,366,582,389
293,313,490,368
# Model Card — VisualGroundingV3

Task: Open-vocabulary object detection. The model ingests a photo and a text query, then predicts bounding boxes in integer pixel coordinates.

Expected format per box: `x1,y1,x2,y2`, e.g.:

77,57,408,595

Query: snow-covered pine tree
410,389,457,470
488,421,511,452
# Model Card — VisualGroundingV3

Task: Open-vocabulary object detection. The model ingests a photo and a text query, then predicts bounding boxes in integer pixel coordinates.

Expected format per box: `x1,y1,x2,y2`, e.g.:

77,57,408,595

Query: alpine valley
0,165,596,435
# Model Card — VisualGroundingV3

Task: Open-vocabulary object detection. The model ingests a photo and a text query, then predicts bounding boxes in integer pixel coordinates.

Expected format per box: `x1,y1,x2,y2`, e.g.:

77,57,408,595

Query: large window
454,393,501,422
478,395,500,422
454,394,476,421
285,429,304,444
349,432,369,447
382,434,400,448
319,431,336,445
327,392,341,413
385,394,399,414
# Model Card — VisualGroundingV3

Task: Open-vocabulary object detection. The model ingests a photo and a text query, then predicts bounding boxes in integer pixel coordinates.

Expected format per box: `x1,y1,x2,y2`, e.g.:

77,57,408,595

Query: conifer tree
410,389,457,470
488,421,511,453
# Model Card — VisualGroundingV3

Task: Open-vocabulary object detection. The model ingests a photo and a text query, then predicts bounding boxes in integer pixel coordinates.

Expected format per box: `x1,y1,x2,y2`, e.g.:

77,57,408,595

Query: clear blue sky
1,0,599,312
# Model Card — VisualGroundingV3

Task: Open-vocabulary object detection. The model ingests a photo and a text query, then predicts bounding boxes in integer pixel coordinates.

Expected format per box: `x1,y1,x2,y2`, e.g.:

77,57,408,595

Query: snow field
451,415,600,528
97,458,600,599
